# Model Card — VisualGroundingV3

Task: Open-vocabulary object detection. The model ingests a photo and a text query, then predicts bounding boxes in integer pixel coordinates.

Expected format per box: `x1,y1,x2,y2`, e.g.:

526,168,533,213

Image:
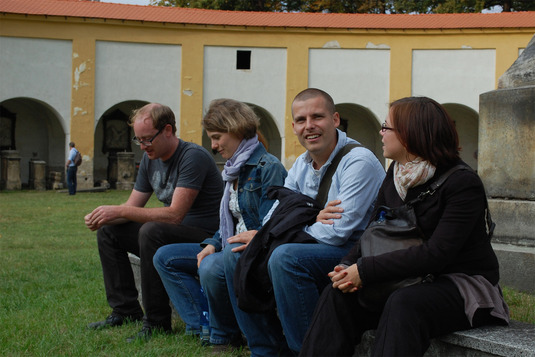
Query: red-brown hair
389,97,460,167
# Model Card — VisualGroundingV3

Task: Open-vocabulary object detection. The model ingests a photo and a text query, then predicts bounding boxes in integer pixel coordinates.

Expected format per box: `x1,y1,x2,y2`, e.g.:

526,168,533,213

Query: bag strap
406,164,495,239
316,143,361,207
406,165,467,206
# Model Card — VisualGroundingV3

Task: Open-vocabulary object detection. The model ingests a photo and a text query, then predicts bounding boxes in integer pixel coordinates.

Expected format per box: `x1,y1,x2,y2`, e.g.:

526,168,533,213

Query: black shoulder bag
357,164,494,310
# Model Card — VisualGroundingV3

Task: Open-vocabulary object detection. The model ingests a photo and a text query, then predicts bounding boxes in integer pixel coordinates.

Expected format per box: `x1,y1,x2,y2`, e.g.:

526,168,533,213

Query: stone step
354,320,535,357
493,243,535,294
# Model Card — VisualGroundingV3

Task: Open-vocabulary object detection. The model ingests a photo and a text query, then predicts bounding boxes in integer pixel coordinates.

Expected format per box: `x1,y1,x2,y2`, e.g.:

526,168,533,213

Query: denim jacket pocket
241,176,262,208
243,176,262,192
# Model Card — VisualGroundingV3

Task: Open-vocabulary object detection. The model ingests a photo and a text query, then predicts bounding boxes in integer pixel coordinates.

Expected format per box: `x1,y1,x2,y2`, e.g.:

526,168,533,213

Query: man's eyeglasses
132,128,163,146
381,122,395,132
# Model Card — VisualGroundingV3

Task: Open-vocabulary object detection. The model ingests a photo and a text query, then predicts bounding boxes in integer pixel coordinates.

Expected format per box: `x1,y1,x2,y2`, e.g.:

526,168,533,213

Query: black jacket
342,160,499,286
234,186,318,313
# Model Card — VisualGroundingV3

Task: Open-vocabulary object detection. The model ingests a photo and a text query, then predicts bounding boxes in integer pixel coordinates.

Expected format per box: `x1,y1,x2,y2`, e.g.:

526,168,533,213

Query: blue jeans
153,243,204,334
66,166,77,195
223,242,290,357
224,241,354,355
269,241,354,353
198,251,242,345
154,244,241,345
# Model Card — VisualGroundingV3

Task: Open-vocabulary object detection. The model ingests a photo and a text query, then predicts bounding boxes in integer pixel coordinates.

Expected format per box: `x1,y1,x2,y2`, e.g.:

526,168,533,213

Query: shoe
126,325,171,343
87,313,142,330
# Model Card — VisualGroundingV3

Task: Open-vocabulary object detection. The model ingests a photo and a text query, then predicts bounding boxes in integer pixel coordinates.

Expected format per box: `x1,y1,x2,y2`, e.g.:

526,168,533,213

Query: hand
328,264,361,293
197,245,216,267
84,205,121,231
316,199,343,224
227,230,258,252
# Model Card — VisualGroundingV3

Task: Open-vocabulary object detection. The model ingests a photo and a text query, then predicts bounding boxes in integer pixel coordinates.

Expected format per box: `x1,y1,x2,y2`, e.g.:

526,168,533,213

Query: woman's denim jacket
201,144,287,252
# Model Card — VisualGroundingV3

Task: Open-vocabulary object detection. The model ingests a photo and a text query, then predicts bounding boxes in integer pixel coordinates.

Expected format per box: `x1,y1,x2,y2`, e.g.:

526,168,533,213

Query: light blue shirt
264,130,385,246
68,148,78,167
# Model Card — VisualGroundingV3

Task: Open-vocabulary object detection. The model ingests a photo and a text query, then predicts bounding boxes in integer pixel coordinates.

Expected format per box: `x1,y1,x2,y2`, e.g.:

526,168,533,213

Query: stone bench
128,253,143,303
353,320,535,357
128,253,178,318
129,253,534,356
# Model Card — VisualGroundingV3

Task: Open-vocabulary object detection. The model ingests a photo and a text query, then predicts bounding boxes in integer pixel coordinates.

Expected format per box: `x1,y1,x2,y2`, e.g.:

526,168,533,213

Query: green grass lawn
0,190,533,356
0,190,247,356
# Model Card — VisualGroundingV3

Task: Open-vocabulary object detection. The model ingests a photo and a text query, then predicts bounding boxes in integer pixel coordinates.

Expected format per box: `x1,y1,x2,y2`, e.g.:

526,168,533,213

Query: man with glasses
85,103,223,342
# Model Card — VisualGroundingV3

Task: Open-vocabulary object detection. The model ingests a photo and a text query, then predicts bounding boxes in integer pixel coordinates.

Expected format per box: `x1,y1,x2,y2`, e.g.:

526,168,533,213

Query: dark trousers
67,166,77,195
96,221,213,329
300,277,496,357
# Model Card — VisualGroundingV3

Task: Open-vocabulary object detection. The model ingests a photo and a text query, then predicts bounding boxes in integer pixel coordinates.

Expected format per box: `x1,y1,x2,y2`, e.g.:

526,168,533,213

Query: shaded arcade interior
1,98,479,190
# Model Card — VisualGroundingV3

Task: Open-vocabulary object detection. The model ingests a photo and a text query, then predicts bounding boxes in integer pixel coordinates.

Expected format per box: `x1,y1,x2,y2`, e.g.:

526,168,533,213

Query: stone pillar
1,150,22,190
29,160,47,190
478,34,535,293
49,171,63,190
116,151,135,191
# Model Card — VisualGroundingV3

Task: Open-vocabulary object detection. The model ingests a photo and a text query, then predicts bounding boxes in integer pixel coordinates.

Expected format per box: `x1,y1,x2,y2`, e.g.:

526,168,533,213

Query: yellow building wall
1,14,533,166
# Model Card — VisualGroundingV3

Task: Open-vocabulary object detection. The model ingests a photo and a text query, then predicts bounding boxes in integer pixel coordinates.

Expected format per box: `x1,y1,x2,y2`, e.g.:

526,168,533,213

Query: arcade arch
94,100,148,186
335,103,383,165
442,103,479,171
0,97,64,186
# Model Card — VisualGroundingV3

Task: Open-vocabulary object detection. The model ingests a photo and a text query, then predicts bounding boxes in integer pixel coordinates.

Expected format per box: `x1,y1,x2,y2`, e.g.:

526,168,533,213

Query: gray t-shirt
134,139,223,234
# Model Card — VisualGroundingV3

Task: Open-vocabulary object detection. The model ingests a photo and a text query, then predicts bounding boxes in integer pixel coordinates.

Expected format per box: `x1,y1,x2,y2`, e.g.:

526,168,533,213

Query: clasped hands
328,263,362,293
318,200,361,293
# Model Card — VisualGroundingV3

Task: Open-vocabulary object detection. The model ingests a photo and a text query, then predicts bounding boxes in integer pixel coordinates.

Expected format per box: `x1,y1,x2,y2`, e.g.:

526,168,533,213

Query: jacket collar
244,143,268,166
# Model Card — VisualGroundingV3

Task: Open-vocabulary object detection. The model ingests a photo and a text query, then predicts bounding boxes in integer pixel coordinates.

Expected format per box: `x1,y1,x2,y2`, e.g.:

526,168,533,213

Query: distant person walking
66,142,79,195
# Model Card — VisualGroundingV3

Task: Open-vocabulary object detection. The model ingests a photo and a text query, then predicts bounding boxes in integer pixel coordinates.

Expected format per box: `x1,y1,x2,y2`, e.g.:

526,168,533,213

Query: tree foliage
149,0,535,13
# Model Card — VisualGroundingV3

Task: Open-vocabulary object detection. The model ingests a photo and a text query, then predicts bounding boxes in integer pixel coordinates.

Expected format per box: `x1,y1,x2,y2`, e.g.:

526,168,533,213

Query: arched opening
0,97,64,187
94,100,148,186
442,103,479,171
202,102,282,170
247,103,282,161
335,103,384,165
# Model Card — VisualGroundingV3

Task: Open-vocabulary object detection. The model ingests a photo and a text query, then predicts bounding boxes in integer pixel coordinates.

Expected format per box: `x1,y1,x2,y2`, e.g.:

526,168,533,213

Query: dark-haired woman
299,96,509,356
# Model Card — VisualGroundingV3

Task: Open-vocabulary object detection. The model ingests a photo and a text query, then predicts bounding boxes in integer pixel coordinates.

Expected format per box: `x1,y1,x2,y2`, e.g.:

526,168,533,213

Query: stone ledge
354,321,535,357
128,253,178,319
493,243,535,293
438,321,535,357
128,253,143,304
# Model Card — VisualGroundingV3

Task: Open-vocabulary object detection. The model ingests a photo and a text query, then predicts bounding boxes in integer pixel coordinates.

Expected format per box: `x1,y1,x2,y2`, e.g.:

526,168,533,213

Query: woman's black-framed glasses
132,127,163,146
381,122,395,132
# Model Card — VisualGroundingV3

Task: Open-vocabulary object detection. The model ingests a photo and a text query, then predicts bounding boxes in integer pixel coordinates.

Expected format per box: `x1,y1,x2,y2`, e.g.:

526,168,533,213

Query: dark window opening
237,50,251,70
